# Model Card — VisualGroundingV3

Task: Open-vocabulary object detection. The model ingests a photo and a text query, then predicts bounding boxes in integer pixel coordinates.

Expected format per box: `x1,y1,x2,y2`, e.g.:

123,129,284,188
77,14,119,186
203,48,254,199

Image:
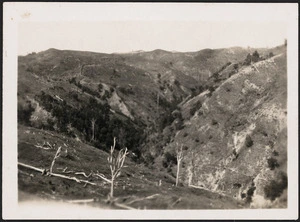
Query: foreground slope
18,125,244,209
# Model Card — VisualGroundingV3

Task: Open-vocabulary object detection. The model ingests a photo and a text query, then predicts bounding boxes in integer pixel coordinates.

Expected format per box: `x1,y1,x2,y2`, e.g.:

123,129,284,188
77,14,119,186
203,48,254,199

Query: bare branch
18,162,97,186
50,146,62,174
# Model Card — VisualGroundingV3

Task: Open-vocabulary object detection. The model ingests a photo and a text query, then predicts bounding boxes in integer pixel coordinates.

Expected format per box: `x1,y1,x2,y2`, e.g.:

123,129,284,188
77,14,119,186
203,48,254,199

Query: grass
18,124,244,209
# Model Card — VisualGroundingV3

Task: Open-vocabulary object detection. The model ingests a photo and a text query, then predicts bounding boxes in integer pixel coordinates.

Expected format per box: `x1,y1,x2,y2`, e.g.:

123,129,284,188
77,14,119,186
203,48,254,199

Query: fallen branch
62,167,74,174
126,194,160,205
18,162,44,173
18,169,34,177
189,184,226,196
113,202,137,210
66,198,95,204
34,145,51,150
93,173,112,183
18,162,97,186
75,171,92,178
34,141,54,150
50,172,96,185
169,197,181,208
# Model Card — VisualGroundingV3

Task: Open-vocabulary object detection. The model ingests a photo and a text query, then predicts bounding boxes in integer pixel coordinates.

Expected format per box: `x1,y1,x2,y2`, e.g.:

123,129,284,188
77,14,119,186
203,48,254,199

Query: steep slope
162,49,287,207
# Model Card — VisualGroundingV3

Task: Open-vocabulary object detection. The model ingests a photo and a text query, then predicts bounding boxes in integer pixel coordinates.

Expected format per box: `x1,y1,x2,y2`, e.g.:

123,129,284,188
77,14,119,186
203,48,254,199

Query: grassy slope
18,124,244,209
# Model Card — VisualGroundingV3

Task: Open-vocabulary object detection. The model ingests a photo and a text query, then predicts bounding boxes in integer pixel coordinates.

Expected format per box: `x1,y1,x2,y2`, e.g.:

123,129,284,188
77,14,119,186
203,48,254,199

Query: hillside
18,45,287,209
163,50,287,208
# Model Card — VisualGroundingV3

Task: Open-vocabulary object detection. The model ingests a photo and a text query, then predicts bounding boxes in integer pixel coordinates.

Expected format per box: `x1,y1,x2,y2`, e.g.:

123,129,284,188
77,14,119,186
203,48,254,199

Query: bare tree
118,128,126,148
50,146,62,174
91,118,96,141
175,143,183,187
187,150,195,186
107,137,129,198
156,92,160,114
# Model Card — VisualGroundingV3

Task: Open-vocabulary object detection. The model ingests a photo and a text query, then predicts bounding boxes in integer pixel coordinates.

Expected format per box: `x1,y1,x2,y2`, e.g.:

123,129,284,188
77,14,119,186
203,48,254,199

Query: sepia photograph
2,2,298,220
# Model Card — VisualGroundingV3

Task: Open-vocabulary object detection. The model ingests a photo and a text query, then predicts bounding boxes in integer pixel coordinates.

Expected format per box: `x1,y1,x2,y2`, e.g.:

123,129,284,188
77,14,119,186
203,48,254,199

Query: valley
18,44,287,209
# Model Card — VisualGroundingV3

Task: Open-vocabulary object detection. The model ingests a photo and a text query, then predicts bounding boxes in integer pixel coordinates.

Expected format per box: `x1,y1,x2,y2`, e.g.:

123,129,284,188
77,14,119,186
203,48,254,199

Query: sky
18,21,286,56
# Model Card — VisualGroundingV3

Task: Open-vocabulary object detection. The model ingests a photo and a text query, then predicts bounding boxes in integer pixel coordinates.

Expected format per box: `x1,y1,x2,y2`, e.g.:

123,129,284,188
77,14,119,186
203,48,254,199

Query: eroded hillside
163,50,287,208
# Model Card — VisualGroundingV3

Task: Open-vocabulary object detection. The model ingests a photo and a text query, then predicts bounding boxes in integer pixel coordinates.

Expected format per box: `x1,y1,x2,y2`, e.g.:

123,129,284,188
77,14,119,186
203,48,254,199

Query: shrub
211,119,218,125
246,186,256,203
98,83,103,92
190,101,202,116
267,157,279,170
162,152,177,168
174,79,180,86
245,135,253,147
244,53,252,66
233,63,239,70
252,51,260,63
119,87,134,95
18,101,35,125
264,172,287,201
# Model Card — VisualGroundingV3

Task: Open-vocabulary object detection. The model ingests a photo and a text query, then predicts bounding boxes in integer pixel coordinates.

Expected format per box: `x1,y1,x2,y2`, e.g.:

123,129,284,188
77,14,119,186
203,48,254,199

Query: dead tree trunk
50,146,62,174
176,144,183,187
107,137,129,198
91,118,96,141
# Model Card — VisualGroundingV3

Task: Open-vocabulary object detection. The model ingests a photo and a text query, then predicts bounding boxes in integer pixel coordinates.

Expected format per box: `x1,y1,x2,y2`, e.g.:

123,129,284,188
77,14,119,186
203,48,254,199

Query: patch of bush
159,86,165,91
246,185,256,203
243,51,263,66
190,101,202,116
245,135,253,147
211,119,218,125
241,193,246,199
37,92,143,159
183,132,188,137
98,83,103,92
267,157,280,170
264,172,287,201
174,79,180,86
233,183,242,189
18,101,35,126
162,152,177,168
268,140,274,148
268,52,274,58
119,87,134,95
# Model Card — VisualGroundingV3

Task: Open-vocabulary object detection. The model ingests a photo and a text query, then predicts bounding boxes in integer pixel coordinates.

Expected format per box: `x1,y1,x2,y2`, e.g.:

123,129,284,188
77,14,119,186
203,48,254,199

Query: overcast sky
18,21,286,55
15,3,290,56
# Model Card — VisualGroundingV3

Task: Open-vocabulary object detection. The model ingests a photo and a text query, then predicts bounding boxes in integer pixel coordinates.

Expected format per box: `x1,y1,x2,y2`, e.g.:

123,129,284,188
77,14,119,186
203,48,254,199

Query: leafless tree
91,118,96,141
50,146,62,174
187,150,195,186
176,143,183,187
118,128,126,148
107,137,129,198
